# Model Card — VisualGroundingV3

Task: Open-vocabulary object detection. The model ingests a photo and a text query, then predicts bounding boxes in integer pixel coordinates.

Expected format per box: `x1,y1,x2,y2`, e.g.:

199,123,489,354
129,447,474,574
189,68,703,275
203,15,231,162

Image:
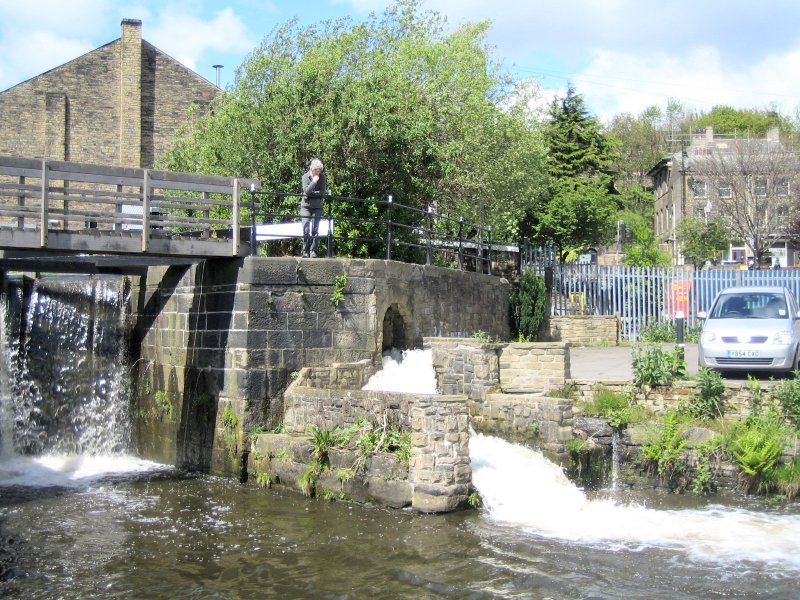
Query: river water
2,283,800,598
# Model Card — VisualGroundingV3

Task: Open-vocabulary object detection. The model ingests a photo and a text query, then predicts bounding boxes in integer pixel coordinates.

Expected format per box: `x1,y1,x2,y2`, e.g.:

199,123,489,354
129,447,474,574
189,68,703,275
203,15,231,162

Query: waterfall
610,428,620,491
0,275,164,487
362,348,439,394
470,433,800,569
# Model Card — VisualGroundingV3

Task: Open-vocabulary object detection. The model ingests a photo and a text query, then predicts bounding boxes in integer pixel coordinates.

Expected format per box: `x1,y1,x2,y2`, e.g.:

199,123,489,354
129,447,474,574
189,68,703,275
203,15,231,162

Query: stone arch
380,303,415,352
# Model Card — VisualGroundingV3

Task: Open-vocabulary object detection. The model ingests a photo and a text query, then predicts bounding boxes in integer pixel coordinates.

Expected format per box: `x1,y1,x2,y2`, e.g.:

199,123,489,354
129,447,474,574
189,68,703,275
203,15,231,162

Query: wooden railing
0,156,260,258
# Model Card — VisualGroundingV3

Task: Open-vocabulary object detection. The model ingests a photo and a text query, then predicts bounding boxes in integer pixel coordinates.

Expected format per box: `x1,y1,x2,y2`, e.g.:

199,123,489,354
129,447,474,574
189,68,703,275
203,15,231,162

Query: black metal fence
248,190,521,276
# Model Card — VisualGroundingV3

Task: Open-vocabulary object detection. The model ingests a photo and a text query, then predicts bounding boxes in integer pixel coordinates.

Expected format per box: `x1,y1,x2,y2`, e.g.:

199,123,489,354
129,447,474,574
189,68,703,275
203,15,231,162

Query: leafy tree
545,85,615,185
162,0,548,254
677,217,730,267
691,105,784,138
532,86,617,255
621,211,671,267
534,178,616,261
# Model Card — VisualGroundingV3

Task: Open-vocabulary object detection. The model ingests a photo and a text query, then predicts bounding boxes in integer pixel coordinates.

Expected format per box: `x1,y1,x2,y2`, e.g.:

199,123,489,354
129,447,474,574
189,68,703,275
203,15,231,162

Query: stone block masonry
275,372,471,512
0,19,217,168
132,257,510,477
546,315,619,346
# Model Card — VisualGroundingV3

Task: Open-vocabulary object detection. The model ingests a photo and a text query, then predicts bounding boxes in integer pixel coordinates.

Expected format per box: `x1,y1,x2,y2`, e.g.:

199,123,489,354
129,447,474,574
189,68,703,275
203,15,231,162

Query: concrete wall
0,19,217,167
132,257,511,476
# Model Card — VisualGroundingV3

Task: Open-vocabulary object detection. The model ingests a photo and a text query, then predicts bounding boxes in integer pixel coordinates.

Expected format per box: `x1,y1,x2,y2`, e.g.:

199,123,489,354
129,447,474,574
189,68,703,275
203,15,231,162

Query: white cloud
145,7,254,70
572,45,800,122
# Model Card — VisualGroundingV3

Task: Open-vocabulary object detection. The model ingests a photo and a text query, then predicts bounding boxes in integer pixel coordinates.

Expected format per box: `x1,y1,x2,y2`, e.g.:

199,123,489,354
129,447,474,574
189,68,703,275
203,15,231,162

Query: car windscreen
709,292,788,319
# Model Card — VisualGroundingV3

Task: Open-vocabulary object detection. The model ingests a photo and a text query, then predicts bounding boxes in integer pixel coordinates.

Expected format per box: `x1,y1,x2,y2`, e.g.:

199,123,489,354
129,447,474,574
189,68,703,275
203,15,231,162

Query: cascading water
610,427,620,491
362,348,438,394
0,275,164,488
471,433,800,570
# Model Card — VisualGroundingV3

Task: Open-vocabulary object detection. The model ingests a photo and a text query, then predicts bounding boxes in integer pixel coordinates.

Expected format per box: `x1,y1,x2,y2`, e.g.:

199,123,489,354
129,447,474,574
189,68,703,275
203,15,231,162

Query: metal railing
249,190,519,275
523,260,800,341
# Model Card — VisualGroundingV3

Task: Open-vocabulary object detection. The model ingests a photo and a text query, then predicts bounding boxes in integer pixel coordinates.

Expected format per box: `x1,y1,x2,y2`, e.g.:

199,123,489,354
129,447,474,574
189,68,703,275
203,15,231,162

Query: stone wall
429,338,571,399
546,315,619,346
272,376,470,512
0,19,217,168
499,342,570,393
469,393,574,456
132,257,510,476
570,378,777,418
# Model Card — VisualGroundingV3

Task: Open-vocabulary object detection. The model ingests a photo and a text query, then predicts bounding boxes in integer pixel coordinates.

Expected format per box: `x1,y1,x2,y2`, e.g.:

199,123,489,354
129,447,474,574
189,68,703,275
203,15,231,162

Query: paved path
570,344,699,381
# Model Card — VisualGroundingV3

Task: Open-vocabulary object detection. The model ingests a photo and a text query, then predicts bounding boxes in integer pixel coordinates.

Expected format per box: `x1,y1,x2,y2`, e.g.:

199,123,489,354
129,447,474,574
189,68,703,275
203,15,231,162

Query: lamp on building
704,199,712,223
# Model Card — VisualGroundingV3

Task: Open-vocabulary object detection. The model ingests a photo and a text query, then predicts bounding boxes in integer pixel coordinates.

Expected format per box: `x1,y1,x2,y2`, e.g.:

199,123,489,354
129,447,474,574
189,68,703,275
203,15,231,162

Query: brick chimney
119,18,142,167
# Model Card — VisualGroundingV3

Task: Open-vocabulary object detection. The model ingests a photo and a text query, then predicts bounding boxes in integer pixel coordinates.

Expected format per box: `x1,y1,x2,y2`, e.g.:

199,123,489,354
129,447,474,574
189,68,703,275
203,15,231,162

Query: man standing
300,158,327,258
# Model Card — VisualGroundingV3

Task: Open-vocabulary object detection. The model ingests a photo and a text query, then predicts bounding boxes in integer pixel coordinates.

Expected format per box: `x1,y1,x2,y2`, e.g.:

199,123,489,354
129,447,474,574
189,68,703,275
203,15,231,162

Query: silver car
698,286,800,373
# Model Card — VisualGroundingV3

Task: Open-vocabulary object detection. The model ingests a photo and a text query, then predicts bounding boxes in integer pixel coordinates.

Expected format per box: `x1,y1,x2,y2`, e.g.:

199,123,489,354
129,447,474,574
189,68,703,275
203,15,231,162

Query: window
776,178,790,197
718,181,732,198
689,177,707,198
754,177,768,197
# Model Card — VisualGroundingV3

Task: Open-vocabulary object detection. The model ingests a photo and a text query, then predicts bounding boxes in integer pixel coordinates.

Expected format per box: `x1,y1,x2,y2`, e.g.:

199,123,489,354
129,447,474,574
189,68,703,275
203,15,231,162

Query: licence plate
727,350,760,358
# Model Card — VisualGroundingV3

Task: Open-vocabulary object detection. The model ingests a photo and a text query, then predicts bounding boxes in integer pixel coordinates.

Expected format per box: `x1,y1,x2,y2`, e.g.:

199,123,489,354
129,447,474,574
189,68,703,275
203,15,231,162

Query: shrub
771,456,800,501
768,376,800,426
690,438,721,496
308,424,336,464
691,368,726,420
581,386,646,428
548,381,578,400
632,344,686,388
640,321,702,344
510,271,547,341
723,412,788,495
641,411,689,487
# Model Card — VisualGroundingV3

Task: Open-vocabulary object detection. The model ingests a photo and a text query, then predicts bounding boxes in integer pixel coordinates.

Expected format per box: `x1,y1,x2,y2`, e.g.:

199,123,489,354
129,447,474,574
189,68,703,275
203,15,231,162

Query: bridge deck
0,156,259,260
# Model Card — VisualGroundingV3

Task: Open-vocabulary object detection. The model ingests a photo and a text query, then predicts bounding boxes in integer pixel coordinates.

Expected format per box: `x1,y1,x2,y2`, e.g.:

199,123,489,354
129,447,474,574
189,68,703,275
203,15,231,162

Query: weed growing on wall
768,375,800,426
723,410,787,495
581,385,649,428
692,368,726,420
330,274,348,306
641,411,690,489
631,344,686,388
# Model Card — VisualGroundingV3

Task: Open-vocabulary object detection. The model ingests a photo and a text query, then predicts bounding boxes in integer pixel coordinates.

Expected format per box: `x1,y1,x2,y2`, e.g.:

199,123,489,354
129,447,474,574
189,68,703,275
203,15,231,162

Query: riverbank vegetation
584,345,800,501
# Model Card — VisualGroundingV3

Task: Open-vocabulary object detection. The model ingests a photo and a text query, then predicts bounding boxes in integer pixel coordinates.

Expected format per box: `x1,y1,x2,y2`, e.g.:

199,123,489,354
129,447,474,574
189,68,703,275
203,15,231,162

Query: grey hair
309,158,324,171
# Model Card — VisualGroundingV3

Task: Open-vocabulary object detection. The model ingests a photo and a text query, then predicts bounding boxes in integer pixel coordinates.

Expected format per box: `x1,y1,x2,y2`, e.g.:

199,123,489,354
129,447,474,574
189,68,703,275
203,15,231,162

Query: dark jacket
301,170,327,210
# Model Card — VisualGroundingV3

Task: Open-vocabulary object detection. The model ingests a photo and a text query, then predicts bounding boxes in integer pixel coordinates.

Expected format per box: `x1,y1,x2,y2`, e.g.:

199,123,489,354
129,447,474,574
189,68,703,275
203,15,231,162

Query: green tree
545,85,615,185
532,86,617,255
162,0,548,253
535,178,616,260
621,211,671,267
677,217,730,267
691,105,784,138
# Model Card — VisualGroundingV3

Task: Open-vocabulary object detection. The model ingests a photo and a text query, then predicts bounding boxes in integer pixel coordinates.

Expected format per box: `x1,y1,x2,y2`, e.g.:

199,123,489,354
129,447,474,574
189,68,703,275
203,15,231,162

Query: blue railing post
386,194,393,261
326,190,333,258
426,205,433,266
457,216,464,270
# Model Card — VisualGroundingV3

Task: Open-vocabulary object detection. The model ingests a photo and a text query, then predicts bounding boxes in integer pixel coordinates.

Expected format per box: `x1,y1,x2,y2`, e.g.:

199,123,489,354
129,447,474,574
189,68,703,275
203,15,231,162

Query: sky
2,0,800,122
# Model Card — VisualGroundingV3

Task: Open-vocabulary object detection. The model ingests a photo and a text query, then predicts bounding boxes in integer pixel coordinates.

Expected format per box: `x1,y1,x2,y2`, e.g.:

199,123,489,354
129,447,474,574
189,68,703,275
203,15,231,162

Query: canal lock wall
130,257,510,483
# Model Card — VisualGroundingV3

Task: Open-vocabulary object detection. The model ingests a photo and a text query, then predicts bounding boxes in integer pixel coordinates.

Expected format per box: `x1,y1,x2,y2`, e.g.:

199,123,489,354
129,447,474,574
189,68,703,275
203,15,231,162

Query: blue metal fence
525,263,800,341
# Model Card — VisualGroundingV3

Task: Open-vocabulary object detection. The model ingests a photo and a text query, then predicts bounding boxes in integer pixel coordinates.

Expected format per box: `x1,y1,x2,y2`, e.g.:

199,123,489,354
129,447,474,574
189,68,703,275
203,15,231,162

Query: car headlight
701,331,716,344
773,331,793,345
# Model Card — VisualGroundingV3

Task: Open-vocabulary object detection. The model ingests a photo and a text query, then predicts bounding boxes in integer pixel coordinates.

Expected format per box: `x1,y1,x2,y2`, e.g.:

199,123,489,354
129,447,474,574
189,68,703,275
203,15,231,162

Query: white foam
470,433,800,569
362,348,438,394
0,453,169,488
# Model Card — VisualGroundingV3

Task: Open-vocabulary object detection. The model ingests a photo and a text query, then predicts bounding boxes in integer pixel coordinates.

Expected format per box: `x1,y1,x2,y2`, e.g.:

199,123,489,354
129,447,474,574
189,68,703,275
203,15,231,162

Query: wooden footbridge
0,156,260,273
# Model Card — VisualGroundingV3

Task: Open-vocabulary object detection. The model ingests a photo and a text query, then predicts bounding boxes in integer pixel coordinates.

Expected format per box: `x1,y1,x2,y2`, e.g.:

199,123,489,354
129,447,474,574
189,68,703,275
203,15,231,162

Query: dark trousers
301,206,322,256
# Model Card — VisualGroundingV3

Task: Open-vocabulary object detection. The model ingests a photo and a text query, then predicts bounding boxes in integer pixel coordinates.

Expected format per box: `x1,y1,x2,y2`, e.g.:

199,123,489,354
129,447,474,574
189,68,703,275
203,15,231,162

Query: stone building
648,127,800,267
0,19,218,168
